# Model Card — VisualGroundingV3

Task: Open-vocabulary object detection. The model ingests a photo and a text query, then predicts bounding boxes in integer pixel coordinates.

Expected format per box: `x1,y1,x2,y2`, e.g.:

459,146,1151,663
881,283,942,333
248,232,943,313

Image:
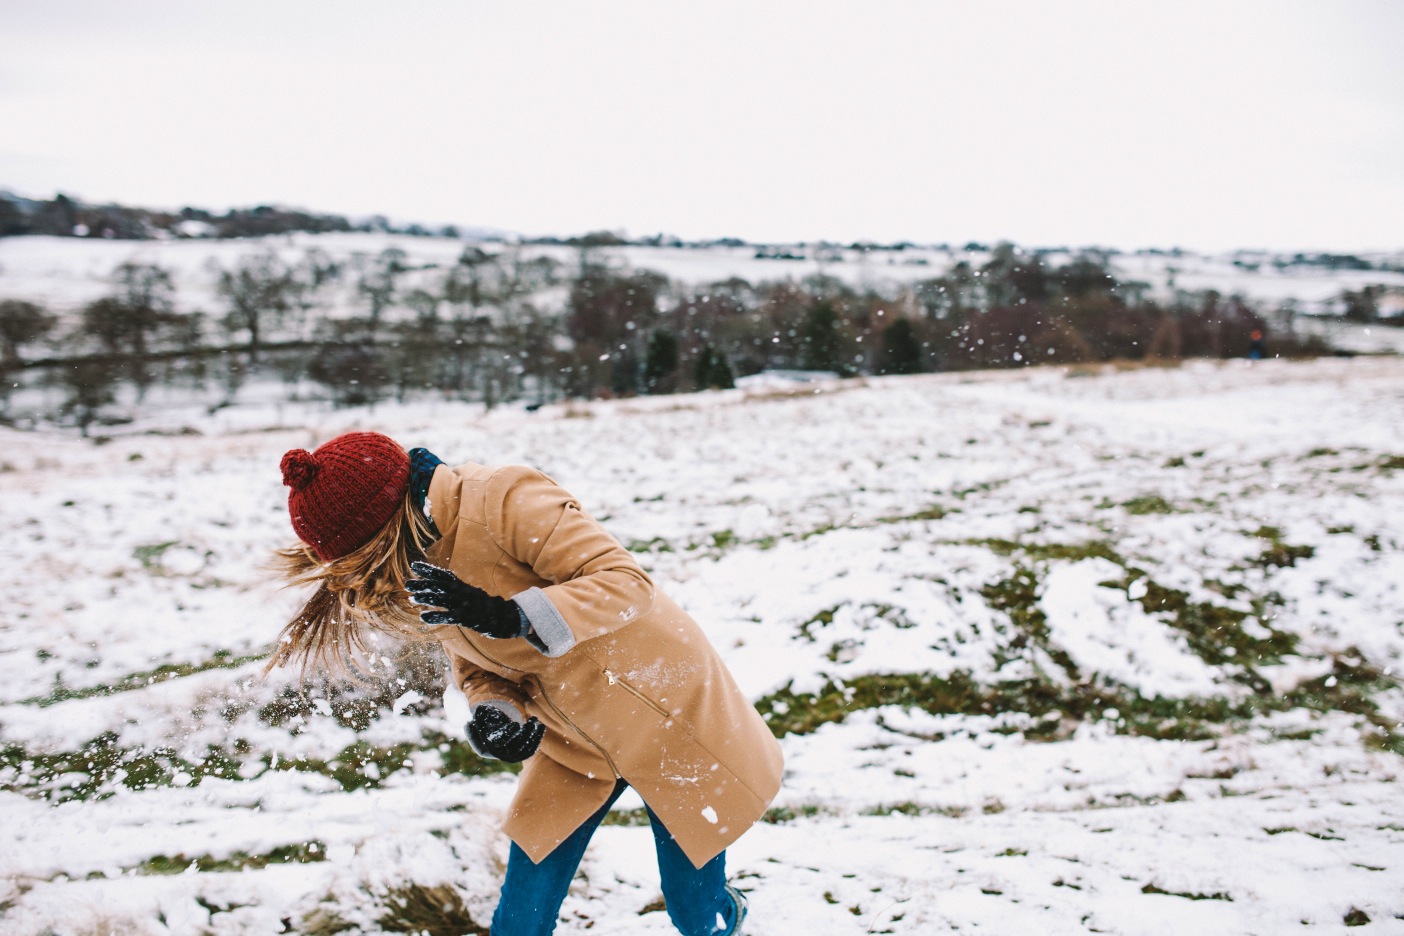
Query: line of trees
0,193,367,241
0,241,1338,434
0,192,478,241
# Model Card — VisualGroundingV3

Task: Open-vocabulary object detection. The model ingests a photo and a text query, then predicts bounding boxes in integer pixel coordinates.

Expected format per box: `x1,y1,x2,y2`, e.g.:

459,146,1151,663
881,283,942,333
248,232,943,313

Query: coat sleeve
445,642,534,760
485,465,656,657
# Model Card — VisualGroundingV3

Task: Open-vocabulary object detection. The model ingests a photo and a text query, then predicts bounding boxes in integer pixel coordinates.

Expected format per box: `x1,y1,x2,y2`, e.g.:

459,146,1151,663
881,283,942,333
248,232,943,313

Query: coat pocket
604,669,673,719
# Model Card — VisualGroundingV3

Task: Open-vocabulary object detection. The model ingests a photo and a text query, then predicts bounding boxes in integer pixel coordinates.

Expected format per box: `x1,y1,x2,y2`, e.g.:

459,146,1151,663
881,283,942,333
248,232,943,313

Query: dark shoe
724,883,748,935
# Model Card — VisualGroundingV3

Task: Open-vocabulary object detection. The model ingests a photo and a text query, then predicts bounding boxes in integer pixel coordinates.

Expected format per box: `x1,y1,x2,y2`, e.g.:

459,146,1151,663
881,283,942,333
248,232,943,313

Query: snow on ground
1,357,1403,933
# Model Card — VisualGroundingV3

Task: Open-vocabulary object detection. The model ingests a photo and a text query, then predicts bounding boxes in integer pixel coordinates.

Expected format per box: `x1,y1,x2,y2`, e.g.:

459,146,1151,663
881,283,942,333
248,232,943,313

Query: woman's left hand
407,561,526,639
467,705,545,762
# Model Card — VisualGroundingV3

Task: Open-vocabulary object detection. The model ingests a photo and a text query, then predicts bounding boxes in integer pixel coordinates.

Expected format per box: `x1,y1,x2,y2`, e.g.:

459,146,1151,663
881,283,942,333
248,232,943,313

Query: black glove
468,705,544,762
407,561,526,639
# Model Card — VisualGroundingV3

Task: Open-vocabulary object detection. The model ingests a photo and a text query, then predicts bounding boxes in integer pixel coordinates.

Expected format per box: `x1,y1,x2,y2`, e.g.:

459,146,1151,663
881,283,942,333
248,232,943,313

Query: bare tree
357,247,407,335
217,251,296,361
288,247,342,335
0,299,56,364
112,262,176,360
58,358,121,436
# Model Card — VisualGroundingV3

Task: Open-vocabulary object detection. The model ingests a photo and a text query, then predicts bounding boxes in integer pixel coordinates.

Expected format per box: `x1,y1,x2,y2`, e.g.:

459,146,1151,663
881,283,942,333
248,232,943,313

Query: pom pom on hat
281,432,410,561
280,449,319,490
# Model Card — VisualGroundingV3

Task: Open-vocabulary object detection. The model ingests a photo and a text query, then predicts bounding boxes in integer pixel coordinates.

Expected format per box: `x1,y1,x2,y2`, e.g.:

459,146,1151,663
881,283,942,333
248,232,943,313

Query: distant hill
2,189,1399,272
0,190,477,241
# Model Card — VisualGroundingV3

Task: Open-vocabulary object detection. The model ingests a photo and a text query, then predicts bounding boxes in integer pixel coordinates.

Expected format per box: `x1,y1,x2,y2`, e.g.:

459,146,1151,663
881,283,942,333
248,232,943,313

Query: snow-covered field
2,357,1403,934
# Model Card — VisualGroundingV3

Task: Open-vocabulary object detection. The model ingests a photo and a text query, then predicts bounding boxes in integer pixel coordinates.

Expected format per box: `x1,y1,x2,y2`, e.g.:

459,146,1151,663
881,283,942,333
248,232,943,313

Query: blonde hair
266,487,439,681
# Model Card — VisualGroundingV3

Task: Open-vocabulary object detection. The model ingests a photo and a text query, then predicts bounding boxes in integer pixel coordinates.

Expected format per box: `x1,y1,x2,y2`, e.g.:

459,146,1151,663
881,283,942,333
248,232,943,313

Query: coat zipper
458,627,622,779
534,683,622,779
603,669,672,719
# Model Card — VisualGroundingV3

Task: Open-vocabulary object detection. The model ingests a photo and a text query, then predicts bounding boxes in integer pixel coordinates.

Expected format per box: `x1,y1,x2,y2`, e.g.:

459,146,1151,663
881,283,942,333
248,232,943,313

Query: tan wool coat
424,462,784,868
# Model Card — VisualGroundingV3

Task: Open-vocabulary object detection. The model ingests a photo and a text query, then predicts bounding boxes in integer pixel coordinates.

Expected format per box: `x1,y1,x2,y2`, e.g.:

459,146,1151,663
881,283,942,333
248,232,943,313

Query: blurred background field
1,222,1401,437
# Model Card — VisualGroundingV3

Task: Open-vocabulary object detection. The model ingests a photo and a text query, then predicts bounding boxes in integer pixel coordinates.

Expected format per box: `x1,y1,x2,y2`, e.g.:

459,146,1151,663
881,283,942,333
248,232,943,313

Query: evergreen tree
694,343,734,390
644,329,679,394
610,347,640,397
878,317,923,375
801,301,843,373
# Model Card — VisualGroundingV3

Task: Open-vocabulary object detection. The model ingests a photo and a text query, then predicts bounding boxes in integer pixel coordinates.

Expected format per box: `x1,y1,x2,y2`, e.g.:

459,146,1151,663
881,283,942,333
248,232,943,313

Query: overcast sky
1,1,1399,252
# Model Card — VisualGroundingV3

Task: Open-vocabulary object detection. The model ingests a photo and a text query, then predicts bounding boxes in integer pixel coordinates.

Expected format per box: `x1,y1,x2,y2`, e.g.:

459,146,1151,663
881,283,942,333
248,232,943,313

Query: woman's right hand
407,560,526,639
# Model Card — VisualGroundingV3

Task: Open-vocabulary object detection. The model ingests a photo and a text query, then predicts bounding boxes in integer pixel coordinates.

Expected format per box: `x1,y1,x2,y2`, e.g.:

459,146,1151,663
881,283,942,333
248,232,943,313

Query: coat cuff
467,699,524,759
512,587,576,658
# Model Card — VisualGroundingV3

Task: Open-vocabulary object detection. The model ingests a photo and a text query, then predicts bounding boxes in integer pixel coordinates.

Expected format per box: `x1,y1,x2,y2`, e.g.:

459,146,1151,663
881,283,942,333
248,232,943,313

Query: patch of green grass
1247,526,1315,570
0,732,247,803
965,541,1300,694
0,725,516,805
1377,455,1404,472
278,732,517,793
627,536,674,554
825,639,859,663
1121,495,1179,515
600,808,651,827
879,506,947,524
756,672,1172,741
139,842,327,874
302,884,489,936
744,538,1401,751
758,671,989,736
797,606,840,642
708,529,740,551
980,566,1081,678
1286,656,1404,755
761,803,830,824
21,650,268,707
967,538,1121,564
435,733,521,780
952,479,1006,499
132,541,181,572
860,802,968,818
1103,570,1298,688
1141,882,1232,901
376,883,489,935
753,662,1399,750
799,523,841,542
294,740,427,792
869,603,916,629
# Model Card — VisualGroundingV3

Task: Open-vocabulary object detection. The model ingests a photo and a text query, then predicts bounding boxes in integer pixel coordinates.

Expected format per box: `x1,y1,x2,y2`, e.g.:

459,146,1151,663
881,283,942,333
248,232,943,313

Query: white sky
1,1,1400,252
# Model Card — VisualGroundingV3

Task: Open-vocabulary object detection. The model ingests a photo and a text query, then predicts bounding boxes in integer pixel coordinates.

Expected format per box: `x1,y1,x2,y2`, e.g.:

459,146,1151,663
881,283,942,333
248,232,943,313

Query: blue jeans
490,779,737,936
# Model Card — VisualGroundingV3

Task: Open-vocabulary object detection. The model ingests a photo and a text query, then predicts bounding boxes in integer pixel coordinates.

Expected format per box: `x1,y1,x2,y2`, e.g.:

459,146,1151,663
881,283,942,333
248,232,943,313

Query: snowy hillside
1,357,1402,933
2,231,1403,321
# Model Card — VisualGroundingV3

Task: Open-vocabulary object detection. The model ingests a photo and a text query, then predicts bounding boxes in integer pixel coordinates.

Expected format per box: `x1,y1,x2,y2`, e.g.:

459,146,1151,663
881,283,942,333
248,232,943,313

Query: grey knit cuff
466,699,524,759
512,587,576,658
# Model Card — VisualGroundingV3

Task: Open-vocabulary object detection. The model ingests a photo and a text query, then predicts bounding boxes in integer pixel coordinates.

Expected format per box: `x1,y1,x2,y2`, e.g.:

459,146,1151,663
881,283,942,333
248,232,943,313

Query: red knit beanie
280,431,410,561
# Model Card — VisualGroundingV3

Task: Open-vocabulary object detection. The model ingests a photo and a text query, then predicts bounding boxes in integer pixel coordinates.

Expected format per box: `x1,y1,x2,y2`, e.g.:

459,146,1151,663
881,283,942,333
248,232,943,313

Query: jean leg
491,779,628,936
644,801,735,936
